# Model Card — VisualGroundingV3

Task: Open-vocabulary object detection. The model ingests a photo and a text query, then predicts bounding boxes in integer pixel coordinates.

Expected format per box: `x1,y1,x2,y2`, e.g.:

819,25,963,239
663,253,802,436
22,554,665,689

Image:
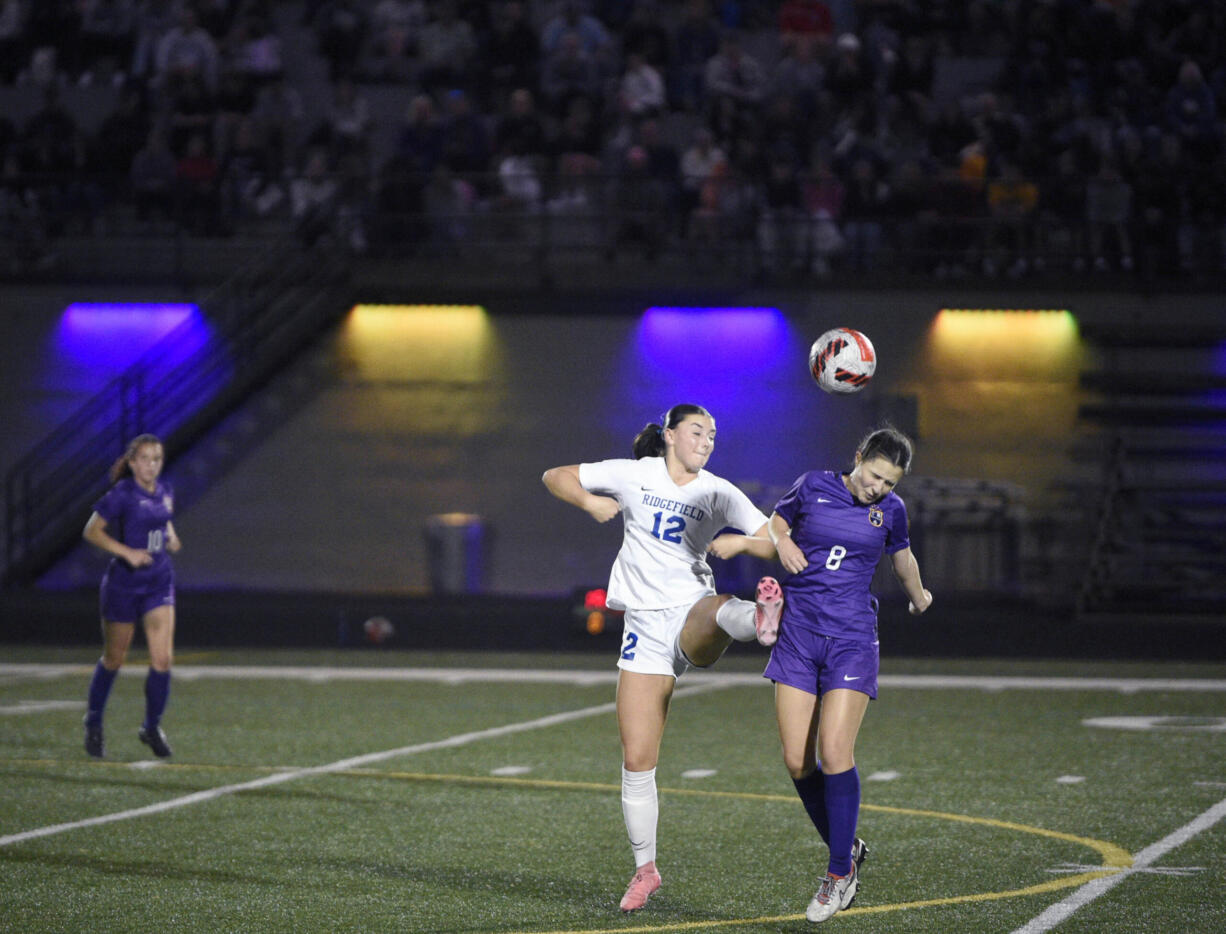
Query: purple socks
85,661,119,726
791,764,861,876
823,766,860,876
143,668,171,731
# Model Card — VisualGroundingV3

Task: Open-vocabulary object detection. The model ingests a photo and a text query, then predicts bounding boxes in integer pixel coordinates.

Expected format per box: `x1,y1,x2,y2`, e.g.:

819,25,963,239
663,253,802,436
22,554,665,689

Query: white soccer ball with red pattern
363,615,395,644
809,327,877,394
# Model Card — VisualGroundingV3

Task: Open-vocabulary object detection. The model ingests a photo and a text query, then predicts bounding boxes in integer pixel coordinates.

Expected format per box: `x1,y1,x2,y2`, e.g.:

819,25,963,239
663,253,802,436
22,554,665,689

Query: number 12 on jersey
649,511,685,544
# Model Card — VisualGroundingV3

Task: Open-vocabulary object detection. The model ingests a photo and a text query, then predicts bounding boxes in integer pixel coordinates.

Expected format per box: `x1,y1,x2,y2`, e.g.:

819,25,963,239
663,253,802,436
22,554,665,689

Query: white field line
2,663,1226,692
0,700,84,714
1012,795,1226,934
0,679,730,848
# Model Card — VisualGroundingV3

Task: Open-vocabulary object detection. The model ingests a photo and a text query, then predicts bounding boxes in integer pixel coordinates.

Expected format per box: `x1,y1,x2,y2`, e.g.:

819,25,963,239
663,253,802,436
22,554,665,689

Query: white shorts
617,604,696,679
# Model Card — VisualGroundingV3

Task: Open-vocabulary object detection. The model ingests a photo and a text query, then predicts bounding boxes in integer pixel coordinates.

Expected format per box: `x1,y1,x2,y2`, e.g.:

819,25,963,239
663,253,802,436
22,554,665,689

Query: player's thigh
101,620,137,666
679,593,734,667
141,603,176,669
616,669,675,770
775,681,820,776
817,688,870,770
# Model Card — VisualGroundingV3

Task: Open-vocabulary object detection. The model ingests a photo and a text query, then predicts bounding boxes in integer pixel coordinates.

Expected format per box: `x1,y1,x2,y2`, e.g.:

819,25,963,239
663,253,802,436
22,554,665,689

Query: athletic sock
824,766,860,877
143,668,171,731
621,766,658,867
715,597,756,641
85,660,119,726
791,768,830,845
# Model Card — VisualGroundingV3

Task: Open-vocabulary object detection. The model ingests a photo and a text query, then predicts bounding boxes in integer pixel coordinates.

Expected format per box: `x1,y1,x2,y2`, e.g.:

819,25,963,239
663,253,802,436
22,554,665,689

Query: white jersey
579,457,769,611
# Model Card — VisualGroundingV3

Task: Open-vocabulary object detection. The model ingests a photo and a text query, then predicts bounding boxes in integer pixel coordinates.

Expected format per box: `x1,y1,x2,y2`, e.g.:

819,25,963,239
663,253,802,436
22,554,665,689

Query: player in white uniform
543,404,782,912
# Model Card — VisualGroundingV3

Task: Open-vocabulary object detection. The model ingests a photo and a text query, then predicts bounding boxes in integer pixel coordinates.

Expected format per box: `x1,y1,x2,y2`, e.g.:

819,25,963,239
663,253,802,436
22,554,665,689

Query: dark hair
856,426,914,474
108,433,163,485
632,404,712,459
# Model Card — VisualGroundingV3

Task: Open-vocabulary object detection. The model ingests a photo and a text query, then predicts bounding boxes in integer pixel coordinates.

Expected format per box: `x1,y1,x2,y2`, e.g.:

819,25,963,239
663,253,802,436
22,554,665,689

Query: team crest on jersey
868,505,884,527
163,495,173,512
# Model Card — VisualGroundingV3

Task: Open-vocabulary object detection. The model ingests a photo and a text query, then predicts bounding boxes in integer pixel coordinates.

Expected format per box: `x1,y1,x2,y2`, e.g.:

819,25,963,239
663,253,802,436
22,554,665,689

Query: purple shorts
763,623,879,699
100,578,175,623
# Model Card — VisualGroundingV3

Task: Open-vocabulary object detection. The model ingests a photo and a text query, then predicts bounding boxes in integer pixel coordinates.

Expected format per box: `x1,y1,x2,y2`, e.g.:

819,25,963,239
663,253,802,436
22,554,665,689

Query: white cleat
805,861,858,923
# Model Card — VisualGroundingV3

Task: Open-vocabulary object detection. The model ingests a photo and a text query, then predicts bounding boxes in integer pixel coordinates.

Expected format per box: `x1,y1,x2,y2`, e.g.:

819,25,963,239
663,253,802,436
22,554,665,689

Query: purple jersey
92,478,175,589
774,470,910,643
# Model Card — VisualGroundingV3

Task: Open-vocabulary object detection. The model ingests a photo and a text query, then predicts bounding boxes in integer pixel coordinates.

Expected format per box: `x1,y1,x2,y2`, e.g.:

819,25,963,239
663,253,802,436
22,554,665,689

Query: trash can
424,513,485,594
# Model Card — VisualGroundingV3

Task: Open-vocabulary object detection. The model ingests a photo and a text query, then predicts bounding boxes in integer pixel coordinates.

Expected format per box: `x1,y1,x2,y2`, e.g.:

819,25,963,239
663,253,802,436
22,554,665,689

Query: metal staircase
3,239,352,587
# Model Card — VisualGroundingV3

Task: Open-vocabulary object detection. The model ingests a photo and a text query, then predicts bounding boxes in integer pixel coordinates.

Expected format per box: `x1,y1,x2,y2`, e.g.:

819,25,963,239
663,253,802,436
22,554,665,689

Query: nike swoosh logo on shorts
843,675,861,681
817,497,832,503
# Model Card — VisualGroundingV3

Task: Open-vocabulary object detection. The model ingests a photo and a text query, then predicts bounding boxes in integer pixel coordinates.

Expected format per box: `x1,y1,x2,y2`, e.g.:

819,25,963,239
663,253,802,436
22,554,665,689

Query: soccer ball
363,615,395,645
809,327,876,394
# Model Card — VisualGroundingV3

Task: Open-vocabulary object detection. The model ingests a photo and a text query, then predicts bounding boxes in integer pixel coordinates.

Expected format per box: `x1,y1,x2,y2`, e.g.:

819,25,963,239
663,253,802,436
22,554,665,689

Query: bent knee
782,753,813,780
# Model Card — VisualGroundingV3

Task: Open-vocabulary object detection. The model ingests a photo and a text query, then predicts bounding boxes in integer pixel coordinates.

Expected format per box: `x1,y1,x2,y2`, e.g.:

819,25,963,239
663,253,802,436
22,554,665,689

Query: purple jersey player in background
81,433,182,760
765,426,932,924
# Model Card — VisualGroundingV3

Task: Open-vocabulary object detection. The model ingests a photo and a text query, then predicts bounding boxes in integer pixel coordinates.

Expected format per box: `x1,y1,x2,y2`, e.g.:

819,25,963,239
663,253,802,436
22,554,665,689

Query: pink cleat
754,576,783,646
619,861,662,912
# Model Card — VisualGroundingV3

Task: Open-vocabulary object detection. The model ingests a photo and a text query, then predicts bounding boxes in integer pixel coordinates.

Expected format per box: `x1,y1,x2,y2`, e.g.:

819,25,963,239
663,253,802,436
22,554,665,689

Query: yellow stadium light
930,309,1080,380
343,304,493,381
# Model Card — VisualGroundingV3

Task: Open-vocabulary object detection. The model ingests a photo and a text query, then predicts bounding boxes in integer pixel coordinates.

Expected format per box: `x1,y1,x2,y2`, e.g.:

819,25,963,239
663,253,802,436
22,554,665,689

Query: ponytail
632,422,665,459
632,404,712,459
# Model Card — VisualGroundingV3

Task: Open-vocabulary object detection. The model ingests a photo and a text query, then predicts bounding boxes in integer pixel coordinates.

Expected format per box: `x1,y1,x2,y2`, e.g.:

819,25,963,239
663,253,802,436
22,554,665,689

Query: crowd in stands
1,0,1224,282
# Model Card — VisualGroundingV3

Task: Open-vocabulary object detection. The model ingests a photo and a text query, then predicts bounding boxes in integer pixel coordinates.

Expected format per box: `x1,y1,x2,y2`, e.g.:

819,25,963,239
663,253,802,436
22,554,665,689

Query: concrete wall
3,285,1222,596
0,284,201,481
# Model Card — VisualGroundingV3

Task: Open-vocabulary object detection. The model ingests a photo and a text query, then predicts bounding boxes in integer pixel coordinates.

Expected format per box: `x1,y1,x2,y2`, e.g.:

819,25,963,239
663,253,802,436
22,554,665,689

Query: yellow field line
517,870,1121,934
4,758,1131,932
330,769,1135,932
861,802,1132,869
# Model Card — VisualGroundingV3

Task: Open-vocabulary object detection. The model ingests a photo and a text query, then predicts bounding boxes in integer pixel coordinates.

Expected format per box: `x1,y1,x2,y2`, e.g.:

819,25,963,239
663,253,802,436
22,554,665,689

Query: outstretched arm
542,464,620,523
707,521,778,560
890,546,932,615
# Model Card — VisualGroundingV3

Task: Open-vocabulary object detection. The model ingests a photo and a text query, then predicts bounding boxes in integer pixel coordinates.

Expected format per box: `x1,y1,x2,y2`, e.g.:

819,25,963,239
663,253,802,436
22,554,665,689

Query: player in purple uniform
543,404,783,912
765,427,931,923
81,434,182,759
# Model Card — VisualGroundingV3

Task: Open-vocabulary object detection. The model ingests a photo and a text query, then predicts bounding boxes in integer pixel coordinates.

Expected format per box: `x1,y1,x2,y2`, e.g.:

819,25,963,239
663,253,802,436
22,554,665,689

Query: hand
706,534,740,560
908,589,932,615
777,536,808,575
126,548,154,568
585,495,621,524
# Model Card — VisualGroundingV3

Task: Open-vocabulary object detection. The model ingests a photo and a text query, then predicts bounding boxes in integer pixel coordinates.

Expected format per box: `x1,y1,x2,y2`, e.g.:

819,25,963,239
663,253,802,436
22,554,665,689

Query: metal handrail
3,238,351,586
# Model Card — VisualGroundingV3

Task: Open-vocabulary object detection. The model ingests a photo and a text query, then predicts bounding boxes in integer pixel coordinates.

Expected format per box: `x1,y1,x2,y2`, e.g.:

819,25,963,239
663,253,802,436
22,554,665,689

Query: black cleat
852,836,870,871
84,718,105,758
846,837,870,908
138,725,173,758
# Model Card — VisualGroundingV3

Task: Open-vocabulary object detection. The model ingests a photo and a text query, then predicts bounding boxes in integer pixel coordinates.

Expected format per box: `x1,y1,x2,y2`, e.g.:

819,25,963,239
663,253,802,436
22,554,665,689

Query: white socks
715,597,757,641
621,766,658,867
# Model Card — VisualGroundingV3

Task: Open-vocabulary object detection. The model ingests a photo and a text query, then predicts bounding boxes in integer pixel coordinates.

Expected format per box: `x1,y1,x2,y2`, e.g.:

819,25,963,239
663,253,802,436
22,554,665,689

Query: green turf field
2,647,1224,933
